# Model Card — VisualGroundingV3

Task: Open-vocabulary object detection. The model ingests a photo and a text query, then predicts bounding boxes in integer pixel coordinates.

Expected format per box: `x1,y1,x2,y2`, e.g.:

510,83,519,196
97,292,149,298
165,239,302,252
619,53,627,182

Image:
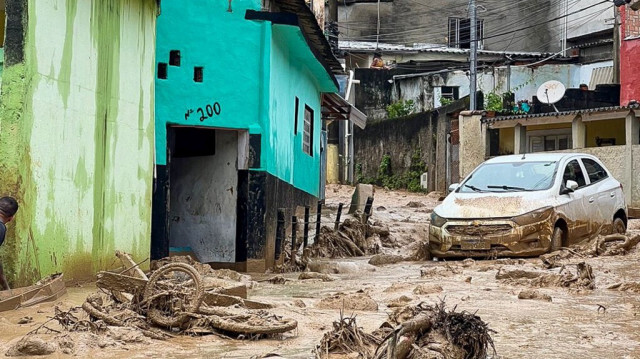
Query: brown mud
0,185,639,358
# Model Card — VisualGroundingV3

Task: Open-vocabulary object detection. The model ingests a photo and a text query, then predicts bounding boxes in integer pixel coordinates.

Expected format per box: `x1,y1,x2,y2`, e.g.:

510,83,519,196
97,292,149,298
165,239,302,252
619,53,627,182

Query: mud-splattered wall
0,0,157,285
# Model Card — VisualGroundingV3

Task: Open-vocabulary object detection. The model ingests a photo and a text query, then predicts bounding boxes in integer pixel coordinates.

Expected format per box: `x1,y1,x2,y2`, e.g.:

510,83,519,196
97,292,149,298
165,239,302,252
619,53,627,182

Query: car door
580,157,618,230
558,159,590,242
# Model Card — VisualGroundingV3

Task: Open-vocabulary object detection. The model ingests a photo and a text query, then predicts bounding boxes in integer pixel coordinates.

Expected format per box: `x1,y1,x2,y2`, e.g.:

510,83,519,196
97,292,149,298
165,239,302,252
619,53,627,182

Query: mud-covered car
429,153,627,258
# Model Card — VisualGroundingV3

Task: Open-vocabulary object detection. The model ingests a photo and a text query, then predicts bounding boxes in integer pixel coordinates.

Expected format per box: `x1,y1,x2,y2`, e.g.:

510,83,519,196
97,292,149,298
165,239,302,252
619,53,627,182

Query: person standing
0,197,18,291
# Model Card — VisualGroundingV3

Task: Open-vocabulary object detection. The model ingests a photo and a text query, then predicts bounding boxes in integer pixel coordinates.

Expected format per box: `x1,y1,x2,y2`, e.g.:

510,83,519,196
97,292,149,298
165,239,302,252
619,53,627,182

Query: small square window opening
169,50,181,66
157,63,168,79
194,67,204,83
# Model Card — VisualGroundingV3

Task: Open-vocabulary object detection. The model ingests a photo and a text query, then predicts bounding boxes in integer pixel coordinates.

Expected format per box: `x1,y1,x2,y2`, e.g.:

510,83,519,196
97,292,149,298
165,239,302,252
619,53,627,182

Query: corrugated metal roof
275,0,344,75
481,104,640,124
339,41,561,58
589,66,614,89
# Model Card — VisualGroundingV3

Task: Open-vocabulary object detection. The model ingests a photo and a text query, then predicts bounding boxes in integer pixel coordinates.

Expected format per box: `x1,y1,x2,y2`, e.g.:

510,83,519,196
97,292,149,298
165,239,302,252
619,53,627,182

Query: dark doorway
151,127,241,264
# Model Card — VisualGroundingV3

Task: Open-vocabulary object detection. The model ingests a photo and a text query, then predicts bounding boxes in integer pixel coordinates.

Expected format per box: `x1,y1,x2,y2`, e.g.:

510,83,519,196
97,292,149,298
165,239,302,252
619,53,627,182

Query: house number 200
184,102,221,122
196,102,221,121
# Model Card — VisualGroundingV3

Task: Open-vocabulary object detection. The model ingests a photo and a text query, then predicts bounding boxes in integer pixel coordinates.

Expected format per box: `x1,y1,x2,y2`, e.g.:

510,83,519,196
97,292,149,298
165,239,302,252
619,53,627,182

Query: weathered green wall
0,0,157,285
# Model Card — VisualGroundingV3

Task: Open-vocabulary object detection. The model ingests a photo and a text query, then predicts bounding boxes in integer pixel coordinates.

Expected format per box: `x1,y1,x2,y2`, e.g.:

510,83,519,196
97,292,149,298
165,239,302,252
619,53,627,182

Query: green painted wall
0,0,157,285
268,25,336,196
155,0,336,197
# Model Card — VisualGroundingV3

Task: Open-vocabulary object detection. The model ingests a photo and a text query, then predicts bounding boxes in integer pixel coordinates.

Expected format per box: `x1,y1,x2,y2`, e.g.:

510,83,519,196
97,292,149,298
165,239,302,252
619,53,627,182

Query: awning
321,93,367,129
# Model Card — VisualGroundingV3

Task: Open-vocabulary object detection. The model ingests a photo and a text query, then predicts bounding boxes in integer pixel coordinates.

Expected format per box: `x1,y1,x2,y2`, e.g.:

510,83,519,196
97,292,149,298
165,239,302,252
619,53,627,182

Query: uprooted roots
315,313,380,358
315,301,496,359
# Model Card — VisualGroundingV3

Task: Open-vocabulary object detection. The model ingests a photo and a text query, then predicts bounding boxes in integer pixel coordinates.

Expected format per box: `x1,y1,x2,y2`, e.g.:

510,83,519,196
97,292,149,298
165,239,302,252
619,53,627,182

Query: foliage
485,92,503,112
357,150,427,193
386,99,415,119
439,97,453,107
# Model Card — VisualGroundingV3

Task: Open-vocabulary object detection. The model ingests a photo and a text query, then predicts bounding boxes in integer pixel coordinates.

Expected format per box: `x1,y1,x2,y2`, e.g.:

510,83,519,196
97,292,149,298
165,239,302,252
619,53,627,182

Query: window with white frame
448,17,484,49
303,105,314,156
528,129,572,153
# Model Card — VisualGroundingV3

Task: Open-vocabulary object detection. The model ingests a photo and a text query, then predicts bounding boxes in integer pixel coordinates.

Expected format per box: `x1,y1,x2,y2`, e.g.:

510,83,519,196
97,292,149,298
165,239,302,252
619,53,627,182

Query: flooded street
1,186,640,358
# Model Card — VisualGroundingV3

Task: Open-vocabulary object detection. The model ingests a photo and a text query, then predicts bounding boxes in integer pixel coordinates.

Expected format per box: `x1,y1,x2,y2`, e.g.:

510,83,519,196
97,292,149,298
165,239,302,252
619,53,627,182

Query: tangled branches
315,301,496,359
315,313,380,358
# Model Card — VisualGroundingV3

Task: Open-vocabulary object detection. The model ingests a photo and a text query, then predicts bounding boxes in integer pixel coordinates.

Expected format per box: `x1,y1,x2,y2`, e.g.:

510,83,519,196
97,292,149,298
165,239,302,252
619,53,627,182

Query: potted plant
485,92,503,117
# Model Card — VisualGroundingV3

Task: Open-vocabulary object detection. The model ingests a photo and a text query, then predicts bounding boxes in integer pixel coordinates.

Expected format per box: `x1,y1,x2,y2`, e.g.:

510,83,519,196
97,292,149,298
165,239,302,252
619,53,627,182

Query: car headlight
430,212,447,227
512,206,554,226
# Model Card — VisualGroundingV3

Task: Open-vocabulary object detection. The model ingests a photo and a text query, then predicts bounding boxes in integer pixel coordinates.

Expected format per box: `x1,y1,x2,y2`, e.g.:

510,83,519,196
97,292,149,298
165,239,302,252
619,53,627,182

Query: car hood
435,191,557,219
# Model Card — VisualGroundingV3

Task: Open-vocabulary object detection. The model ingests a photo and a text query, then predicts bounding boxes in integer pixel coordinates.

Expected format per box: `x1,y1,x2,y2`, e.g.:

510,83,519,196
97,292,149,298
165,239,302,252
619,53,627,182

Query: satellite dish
537,80,566,112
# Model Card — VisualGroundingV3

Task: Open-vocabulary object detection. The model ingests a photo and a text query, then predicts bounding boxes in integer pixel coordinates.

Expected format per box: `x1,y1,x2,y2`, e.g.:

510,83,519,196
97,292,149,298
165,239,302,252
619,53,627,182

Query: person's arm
0,224,8,290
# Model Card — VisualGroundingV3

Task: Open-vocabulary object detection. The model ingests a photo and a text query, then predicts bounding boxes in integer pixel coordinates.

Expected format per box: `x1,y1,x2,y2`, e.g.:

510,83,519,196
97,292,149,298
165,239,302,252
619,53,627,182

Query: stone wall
354,100,467,193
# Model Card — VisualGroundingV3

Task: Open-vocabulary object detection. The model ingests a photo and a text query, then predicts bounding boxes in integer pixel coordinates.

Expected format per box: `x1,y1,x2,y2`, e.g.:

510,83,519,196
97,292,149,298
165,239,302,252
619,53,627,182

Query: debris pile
496,262,595,289
307,219,388,258
373,301,495,359
314,301,496,359
315,314,380,358
541,233,640,268
8,253,297,356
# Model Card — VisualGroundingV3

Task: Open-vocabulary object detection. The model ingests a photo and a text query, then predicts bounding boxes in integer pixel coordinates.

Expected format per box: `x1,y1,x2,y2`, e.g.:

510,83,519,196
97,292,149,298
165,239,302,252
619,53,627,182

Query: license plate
460,238,490,250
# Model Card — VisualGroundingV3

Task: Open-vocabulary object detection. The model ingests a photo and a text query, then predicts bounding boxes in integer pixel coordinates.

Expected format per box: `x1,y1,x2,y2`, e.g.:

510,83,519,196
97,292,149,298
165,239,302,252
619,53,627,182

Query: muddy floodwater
1,185,640,358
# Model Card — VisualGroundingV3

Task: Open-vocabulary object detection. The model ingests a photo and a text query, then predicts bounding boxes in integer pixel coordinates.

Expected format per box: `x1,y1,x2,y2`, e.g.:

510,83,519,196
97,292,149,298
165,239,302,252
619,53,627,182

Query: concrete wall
169,131,238,263
0,0,157,284
458,113,486,179
554,0,613,41
338,0,559,52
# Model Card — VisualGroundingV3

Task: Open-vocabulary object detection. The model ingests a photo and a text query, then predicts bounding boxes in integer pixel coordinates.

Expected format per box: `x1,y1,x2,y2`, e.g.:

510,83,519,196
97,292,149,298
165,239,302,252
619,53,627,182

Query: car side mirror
566,180,579,191
561,180,579,195
448,183,459,193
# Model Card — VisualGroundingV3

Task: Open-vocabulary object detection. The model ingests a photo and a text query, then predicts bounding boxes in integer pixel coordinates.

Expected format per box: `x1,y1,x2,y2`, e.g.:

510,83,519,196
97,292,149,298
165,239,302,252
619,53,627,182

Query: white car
429,153,627,258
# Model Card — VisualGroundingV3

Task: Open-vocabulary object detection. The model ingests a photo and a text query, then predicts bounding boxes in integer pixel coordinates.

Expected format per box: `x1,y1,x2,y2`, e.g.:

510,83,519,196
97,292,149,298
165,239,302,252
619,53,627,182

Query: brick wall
623,5,640,38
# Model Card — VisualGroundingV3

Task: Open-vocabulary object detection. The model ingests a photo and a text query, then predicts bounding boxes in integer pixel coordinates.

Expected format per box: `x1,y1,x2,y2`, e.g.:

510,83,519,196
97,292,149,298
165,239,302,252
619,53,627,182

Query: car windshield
459,161,558,193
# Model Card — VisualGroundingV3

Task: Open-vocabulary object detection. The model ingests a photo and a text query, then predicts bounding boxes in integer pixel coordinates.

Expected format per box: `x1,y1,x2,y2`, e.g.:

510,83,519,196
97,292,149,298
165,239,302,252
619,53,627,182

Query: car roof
484,153,591,164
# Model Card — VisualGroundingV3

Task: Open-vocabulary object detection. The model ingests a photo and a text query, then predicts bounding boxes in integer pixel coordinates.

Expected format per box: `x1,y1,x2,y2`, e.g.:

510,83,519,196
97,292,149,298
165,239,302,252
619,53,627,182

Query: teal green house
153,0,348,271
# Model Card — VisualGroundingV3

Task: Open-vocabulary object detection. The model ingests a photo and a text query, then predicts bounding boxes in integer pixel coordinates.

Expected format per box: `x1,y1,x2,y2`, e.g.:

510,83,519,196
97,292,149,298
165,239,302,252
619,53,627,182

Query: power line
337,0,609,46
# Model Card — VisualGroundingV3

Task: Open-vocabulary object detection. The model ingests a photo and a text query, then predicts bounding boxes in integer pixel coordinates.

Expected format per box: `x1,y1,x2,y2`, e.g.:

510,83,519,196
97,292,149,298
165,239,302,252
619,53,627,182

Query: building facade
620,3,640,105
152,0,341,272
338,0,614,54
0,0,158,285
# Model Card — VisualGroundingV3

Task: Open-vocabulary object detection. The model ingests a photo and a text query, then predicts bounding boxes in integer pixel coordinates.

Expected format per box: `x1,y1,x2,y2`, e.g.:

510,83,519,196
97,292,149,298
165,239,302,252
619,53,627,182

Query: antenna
536,80,566,113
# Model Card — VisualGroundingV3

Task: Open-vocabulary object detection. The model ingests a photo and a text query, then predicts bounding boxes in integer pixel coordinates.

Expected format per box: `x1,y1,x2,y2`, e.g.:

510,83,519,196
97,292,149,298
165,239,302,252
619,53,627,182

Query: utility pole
469,0,477,110
328,0,337,26
613,6,621,84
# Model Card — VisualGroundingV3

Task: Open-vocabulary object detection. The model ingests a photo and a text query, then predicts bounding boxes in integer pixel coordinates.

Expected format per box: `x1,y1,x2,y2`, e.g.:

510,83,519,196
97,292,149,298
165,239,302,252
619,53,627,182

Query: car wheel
550,227,564,252
613,217,626,234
